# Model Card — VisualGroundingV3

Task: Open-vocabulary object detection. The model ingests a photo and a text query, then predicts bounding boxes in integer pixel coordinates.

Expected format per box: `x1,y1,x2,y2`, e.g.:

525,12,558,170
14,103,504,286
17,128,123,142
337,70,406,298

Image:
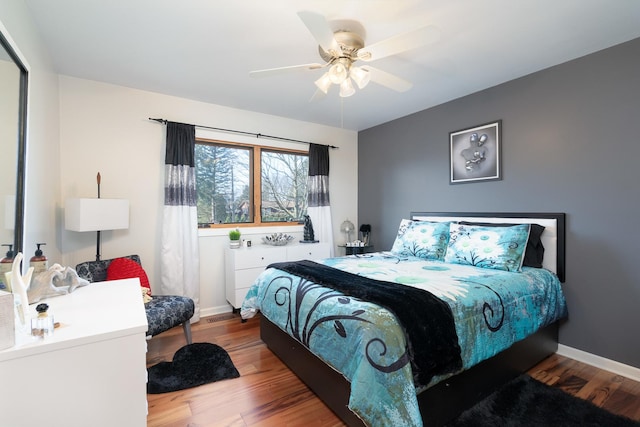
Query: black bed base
261,316,559,426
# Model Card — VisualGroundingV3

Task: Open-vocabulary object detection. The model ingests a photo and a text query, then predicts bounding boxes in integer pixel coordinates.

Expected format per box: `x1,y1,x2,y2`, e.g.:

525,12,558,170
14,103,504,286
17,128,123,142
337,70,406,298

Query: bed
241,212,567,426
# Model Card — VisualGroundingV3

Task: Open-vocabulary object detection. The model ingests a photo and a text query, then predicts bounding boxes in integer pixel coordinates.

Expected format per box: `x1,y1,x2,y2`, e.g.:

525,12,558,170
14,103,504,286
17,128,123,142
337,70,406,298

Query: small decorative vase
229,240,241,249
11,252,34,332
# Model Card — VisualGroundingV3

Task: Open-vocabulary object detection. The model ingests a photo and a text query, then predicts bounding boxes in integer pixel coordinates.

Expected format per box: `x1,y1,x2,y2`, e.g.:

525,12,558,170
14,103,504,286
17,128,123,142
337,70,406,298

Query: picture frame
449,120,502,184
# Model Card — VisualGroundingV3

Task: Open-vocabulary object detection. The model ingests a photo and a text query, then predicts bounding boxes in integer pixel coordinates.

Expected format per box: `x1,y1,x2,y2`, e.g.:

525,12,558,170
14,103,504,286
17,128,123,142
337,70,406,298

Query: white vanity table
0,278,148,427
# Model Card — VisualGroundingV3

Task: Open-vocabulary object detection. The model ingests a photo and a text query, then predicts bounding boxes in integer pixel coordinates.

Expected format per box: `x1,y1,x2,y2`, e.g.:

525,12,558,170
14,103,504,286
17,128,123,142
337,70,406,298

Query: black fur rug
447,374,639,426
147,342,240,394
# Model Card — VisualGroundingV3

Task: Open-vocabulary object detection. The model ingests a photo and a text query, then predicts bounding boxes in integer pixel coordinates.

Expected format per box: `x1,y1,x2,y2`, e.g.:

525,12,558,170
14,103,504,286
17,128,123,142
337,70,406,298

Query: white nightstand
225,242,330,309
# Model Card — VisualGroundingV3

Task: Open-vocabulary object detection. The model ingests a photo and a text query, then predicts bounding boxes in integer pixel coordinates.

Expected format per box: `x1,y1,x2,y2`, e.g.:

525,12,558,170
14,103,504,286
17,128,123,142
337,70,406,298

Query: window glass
195,140,308,227
195,142,251,225
261,150,309,222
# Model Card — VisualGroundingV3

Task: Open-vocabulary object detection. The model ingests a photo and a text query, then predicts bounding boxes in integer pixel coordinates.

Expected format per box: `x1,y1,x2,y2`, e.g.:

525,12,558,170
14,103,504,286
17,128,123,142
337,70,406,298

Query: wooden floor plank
147,313,640,426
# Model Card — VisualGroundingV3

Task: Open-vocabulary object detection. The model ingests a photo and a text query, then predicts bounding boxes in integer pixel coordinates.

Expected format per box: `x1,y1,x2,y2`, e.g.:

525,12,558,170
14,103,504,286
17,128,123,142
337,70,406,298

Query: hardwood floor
146,313,640,426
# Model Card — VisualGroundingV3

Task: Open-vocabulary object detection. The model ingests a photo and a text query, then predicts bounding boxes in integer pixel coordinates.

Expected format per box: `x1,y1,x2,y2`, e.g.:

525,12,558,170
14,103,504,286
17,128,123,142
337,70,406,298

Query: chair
75,255,194,344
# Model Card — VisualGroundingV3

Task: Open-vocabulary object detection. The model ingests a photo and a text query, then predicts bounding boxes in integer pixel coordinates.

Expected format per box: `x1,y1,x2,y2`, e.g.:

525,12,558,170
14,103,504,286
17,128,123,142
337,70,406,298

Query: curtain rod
148,118,338,149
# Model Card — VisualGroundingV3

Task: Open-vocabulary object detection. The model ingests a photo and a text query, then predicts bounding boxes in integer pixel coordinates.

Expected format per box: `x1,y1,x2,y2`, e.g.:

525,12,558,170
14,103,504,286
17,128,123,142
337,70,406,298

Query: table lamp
65,173,129,261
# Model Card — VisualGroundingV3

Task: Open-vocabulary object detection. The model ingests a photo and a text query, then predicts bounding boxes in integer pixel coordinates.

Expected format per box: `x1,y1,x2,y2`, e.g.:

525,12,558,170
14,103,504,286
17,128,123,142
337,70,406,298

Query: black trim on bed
410,212,566,282
261,315,559,427
268,259,462,387
259,212,566,426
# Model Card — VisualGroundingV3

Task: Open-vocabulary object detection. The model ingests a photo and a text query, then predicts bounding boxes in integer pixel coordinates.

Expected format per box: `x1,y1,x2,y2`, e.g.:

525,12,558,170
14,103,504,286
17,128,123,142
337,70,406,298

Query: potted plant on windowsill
229,228,241,249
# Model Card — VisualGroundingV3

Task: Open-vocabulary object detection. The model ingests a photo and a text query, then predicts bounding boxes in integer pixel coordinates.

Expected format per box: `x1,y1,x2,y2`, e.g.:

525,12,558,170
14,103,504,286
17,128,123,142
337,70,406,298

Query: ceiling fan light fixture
251,12,424,100
328,60,349,84
339,78,356,97
314,72,332,94
350,66,370,89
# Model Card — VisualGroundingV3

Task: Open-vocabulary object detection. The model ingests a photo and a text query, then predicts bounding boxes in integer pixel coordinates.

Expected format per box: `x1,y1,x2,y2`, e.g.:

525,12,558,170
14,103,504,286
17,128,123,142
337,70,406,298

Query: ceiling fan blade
249,63,324,78
357,25,440,62
297,11,339,54
362,66,413,92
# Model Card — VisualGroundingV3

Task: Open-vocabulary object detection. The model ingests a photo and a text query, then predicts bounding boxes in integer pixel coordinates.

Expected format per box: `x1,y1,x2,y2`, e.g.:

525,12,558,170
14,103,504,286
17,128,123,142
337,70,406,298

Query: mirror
0,29,28,257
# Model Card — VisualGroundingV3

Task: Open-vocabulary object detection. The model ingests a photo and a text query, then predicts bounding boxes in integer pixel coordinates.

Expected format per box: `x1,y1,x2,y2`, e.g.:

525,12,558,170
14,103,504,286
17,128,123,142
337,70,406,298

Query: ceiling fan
249,11,439,98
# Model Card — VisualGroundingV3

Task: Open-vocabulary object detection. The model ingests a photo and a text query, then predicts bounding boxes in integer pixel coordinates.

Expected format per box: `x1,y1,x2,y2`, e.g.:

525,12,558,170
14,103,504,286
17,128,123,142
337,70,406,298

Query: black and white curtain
160,122,200,321
307,143,334,256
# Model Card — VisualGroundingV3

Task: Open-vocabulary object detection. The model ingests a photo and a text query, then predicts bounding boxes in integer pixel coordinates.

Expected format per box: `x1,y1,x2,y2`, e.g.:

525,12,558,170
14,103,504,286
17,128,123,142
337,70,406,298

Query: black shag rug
447,374,639,426
147,342,240,394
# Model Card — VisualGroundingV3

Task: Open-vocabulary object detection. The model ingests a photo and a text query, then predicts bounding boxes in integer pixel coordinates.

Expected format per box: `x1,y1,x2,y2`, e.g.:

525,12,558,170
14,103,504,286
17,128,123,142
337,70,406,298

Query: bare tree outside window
261,150,308,222
195,140,308,226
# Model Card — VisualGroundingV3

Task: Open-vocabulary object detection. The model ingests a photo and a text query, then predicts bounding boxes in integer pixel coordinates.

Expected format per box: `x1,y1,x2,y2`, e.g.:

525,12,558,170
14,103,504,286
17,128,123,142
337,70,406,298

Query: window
195,139,308,227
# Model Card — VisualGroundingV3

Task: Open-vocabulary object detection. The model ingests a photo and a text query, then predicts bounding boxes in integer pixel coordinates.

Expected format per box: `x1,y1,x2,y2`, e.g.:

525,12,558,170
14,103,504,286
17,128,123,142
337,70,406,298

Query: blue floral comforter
241,252,567,426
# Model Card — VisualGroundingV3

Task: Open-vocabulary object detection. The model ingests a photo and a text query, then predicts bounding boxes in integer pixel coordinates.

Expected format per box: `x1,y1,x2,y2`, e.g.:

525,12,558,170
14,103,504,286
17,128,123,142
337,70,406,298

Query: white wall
59,76,358,316
0,2,61,266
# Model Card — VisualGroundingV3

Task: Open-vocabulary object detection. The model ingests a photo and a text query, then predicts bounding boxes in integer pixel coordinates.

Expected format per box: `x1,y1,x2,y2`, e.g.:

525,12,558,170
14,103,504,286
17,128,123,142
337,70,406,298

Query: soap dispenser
0,244,14,291
30,243,48,275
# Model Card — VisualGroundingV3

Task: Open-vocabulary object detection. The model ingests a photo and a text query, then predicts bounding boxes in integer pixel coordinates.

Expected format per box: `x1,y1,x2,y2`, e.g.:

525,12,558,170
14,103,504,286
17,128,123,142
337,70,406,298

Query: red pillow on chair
107,257,151,295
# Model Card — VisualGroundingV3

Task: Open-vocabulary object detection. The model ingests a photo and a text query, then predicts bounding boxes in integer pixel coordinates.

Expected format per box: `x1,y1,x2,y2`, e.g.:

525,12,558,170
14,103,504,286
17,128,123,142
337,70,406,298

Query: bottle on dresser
30,243,48,275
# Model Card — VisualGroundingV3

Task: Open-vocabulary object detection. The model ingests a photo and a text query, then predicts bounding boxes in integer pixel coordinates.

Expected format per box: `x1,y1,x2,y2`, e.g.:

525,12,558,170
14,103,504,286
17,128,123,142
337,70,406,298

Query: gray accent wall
358,37,640,368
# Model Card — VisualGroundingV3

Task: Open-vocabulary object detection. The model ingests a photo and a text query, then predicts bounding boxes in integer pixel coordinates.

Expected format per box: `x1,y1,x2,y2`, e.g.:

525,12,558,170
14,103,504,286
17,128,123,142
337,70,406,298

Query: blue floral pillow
444,223,530,272
390,220,450,260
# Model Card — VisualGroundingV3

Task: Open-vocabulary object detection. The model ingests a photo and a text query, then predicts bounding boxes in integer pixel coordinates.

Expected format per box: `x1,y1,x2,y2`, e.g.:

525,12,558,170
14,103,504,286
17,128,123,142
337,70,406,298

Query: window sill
198,224,304,238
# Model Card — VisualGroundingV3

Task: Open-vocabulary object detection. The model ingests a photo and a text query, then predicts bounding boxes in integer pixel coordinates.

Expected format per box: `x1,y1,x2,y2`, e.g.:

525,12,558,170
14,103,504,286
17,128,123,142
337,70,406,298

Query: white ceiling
24,0,640,131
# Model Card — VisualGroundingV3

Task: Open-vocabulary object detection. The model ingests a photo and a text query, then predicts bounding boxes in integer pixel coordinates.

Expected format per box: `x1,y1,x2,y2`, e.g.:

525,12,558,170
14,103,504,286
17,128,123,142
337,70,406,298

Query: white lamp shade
65,198,129,231
328,62,348,84
350,66,370,89
314,72,332,94
339,78,356,97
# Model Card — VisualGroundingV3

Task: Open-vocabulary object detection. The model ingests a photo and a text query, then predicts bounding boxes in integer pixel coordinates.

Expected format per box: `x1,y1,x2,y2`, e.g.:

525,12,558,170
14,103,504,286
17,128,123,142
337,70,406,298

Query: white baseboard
557,344,640,382
199,305,233,319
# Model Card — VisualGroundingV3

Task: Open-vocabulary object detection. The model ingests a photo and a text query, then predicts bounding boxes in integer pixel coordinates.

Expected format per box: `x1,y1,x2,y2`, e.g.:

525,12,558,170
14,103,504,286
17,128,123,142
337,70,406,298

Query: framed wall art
449,120,502,184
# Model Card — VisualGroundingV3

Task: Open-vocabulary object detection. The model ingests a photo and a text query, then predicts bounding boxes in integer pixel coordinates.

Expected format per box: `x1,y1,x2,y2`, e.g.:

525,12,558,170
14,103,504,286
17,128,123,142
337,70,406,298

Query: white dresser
225,242,331,309
0,279,149,427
